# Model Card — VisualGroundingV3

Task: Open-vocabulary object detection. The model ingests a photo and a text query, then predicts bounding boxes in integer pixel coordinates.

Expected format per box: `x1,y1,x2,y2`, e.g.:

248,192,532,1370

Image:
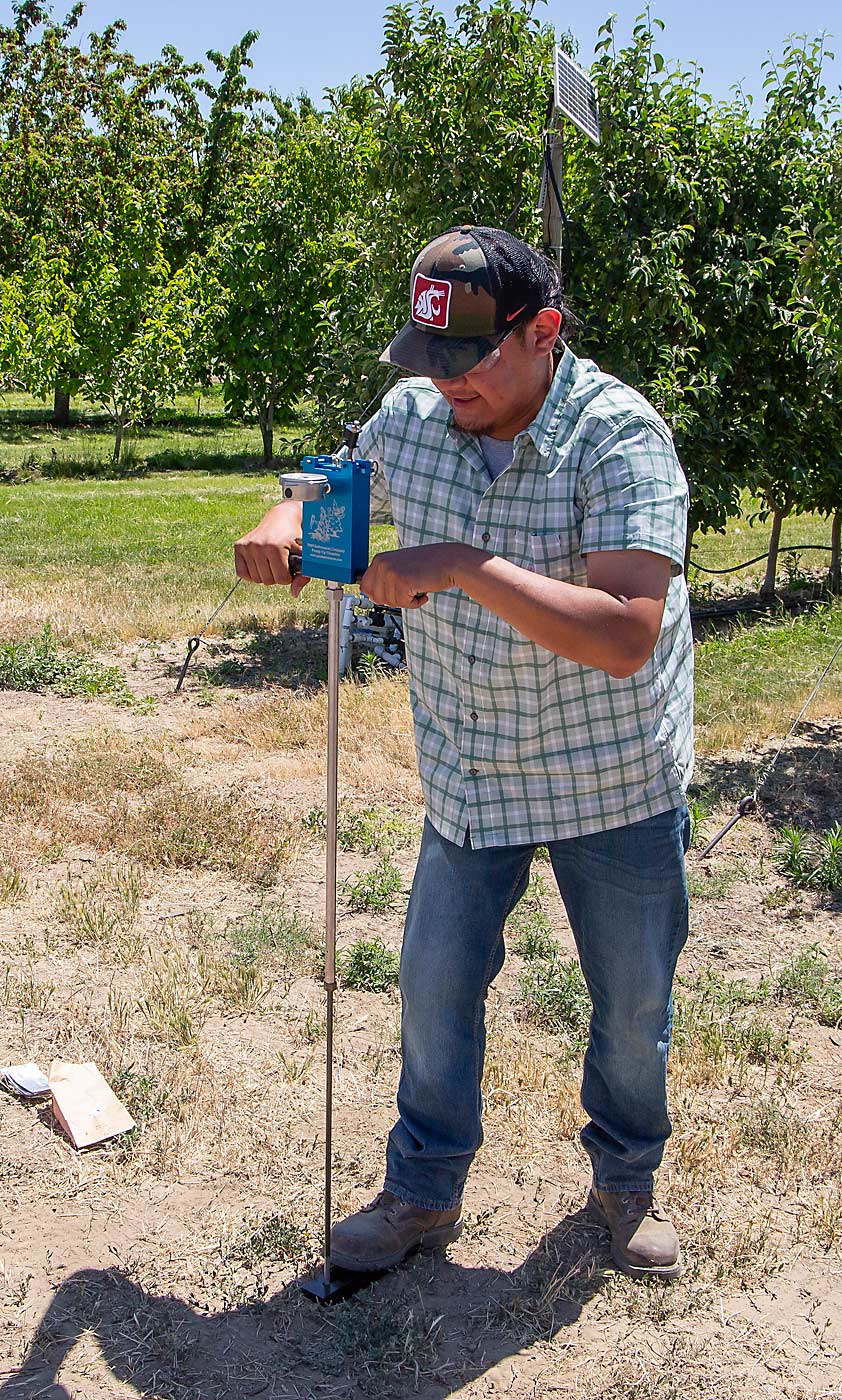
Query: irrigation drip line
689,544,832,575
697,632,842,859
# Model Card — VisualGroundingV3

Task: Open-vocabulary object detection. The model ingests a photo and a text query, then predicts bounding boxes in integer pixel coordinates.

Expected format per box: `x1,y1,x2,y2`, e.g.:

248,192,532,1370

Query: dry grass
1,668,840,1398
0,729,300,882
205,670,418,779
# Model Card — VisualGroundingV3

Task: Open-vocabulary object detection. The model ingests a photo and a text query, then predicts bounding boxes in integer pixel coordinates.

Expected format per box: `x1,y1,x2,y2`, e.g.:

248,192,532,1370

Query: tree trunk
760,506,785,599
52,387,70,427
113,417,126,464
830,511,841,594
257,401,275,465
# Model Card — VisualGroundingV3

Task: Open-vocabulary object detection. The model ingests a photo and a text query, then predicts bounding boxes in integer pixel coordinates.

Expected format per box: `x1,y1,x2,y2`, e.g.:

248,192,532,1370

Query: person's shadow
1,1210,608,1399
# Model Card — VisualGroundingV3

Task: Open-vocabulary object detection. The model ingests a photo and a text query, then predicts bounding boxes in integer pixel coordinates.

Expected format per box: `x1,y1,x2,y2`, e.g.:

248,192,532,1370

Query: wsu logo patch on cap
412,274,452,329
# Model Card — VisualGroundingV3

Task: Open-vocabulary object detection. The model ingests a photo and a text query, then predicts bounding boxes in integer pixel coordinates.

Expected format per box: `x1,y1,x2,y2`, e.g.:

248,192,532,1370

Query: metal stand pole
323,579,342,1291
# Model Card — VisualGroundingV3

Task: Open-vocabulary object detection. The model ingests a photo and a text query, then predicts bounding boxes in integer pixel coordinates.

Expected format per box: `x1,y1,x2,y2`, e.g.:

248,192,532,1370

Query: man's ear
530,307,563,356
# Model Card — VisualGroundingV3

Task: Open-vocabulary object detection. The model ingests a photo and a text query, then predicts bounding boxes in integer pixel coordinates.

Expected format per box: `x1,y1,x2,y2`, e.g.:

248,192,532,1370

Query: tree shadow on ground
692,720,842,832
0,1212,608,1400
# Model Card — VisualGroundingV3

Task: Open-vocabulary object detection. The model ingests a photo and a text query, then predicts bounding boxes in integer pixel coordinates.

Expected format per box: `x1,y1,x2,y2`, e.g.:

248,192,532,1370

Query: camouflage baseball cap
380,226,553,380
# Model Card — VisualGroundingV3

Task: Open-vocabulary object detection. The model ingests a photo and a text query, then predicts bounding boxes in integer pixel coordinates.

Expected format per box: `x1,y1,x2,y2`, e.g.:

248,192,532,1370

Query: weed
0,863,27,905
672,990,805,1081
302,1008,326,1042
303,802,418,855
691,966,771,1011
0,624,142,704
774,944,842,1027
228,1212,308,1268
775,822,842,892
213,960,271,1011
510,914,559,961
507,870,559,959
104,785,298,883
1,966,54,1013
137,950,208,1047
110,1066,170,1126
811,1181,842,1251
224,901,318,994
686,866,740,900
341,856,404,914
54,862,143,951
338,936,400,992
319,1291,445,1395
517,957,591,1046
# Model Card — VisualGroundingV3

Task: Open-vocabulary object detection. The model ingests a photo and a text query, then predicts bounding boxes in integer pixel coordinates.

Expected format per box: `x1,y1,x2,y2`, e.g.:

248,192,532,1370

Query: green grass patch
227,1211,309,1268
774,945,842,1027
694,601,842,755
0,624,144,703
687,866,741,900
507,870,560,960
688,492,833,593
338,935,401,992
224,902,318,995
0,863,27,905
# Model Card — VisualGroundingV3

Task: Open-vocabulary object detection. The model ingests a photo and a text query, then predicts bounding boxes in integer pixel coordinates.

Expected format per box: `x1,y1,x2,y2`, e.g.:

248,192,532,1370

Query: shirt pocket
528,528,586,585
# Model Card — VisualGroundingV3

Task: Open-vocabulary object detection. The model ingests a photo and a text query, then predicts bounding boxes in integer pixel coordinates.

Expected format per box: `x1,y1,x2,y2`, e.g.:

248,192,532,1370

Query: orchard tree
211,103,353,463
309,0,557,442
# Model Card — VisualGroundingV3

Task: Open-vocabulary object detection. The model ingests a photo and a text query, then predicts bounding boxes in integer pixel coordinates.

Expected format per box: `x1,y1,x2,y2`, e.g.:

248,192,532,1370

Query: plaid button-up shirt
357,347,694,848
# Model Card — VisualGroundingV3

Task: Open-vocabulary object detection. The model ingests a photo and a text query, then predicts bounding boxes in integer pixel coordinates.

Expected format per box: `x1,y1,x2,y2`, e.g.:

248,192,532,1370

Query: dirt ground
1,639,840,1400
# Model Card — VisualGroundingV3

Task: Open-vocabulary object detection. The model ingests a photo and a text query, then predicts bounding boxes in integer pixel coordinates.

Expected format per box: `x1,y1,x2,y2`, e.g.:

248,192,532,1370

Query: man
235,226,694,1283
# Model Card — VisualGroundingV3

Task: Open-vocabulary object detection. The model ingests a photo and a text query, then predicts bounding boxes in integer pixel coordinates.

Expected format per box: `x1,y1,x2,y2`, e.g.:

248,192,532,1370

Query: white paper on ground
0,1063,50,1098
48,1060,135,1149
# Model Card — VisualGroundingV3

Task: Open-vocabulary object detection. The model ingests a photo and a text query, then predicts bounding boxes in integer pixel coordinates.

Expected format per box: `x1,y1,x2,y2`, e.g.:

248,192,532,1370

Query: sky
30,0,840,105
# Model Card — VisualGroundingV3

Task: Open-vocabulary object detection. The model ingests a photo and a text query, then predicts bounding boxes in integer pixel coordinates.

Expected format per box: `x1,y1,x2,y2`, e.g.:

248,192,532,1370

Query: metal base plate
298,1264,385,1305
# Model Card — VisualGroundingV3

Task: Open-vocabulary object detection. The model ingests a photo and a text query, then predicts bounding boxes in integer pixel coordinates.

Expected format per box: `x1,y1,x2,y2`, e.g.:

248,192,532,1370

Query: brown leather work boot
330,1190,463,1272
587,1186,683,1281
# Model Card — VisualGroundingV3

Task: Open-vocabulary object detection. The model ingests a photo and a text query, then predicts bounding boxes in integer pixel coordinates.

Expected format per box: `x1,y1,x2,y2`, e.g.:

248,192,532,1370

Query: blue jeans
384,805,691,1210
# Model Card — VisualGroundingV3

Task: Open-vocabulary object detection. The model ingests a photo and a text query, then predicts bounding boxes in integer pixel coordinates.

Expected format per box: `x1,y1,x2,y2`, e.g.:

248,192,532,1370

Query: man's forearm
451,546,661,679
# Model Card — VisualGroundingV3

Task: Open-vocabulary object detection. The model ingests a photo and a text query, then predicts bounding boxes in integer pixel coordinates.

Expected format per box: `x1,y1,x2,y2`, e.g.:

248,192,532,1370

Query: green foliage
224,901,317,980
308,0,557,442
775,823,842,892
0,624,137,701
517,956,591,1044
341,856,404,913
338,935,401,992
0,2,840,541
303,802,418,855
774,944,842,1027
566,18,842,546
507,869,559,959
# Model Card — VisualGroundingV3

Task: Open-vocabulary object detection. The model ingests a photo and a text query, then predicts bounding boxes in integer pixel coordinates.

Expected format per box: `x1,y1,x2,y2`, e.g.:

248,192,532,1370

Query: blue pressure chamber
280,456,372,585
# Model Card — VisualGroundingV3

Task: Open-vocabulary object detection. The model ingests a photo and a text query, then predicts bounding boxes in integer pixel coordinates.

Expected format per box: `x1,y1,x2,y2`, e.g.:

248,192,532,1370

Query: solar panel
553,47,601,145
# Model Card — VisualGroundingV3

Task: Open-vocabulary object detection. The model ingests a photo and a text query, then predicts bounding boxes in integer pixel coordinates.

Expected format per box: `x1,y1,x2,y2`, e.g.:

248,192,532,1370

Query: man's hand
360,543,472,609
234,501,311,596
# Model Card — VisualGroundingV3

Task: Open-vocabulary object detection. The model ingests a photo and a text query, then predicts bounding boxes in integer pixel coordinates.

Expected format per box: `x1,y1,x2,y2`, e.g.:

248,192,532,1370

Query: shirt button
469,768,479,776
470,711,478,721
481,531,490,544
467,655,476,665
